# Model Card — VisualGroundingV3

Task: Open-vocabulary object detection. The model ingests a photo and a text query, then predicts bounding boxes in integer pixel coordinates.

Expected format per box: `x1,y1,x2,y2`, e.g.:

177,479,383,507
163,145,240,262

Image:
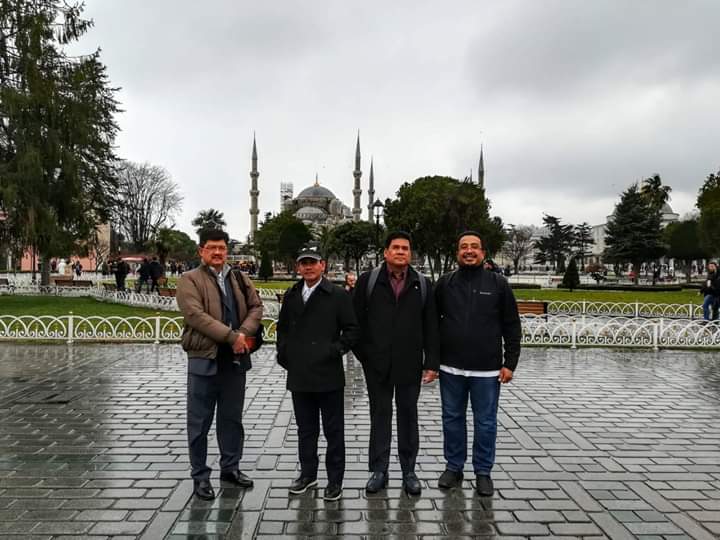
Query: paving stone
1,344,720,538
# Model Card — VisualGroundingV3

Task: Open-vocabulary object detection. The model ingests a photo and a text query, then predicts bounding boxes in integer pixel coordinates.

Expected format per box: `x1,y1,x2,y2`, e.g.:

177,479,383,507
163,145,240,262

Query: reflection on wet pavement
0,344,718,538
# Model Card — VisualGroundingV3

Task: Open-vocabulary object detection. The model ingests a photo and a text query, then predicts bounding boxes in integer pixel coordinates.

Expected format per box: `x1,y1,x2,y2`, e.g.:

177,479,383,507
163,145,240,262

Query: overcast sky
76,0,720,241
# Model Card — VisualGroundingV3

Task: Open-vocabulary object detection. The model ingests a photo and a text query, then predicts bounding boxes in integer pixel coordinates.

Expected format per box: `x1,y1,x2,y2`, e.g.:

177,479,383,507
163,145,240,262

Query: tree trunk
40,253,51,286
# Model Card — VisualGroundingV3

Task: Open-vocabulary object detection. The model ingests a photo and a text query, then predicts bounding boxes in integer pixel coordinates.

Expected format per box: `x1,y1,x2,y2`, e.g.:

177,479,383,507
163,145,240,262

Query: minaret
249,134,259,241
478,145,485,190
367,158,375,222
352,132,362,222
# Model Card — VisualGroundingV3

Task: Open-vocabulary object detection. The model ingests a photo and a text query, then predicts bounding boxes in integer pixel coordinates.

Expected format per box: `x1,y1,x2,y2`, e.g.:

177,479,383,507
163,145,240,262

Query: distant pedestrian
277,247,359,501
115,258,130,292
136,258,150,293
149,257,164,293
343,272,356,295
701,261,719,321
435,231,521,497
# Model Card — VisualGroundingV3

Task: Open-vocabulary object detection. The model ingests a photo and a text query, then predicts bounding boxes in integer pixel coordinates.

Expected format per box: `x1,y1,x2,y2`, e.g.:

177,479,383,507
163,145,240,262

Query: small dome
297,185,336,200
661,202,674,214
296,206,327,217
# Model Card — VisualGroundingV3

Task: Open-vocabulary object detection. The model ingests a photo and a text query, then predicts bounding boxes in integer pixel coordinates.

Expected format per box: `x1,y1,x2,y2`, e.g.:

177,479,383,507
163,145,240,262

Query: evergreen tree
697,169,720,256
0,1,120,284
561,257,580,291
573,222,594,270
604,184,665,284
258,251,273,281
533,215,574,272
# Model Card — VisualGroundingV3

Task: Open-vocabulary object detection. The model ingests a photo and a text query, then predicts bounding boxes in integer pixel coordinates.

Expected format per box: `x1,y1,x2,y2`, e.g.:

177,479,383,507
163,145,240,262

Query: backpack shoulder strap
366,266,382,302
232,268,249,302
419,273,427,305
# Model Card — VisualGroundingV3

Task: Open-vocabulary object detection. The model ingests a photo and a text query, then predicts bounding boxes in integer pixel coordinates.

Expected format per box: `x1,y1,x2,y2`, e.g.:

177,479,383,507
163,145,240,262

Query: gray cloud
74,0,720,239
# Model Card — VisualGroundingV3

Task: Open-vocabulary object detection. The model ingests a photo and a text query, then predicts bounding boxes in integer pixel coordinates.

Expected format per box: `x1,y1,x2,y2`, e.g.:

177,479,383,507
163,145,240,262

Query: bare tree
112,161,183,251
502,225,534,273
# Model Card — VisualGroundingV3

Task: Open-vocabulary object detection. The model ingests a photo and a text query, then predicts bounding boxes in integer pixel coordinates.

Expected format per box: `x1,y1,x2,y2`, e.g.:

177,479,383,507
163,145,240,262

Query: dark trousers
187,359,246,481
115,273,126,292
364,369,421,474
291,389,345,485
440,371,500,475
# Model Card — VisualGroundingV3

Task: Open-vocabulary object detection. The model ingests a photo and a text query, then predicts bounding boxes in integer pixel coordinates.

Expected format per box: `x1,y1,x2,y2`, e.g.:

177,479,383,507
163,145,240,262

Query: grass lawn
251,280,296,290
0,296,173,318
514,288,703,305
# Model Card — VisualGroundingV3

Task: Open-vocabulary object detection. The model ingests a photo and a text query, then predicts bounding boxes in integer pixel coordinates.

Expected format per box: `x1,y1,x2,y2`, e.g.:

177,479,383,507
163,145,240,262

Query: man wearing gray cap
276,246,360,500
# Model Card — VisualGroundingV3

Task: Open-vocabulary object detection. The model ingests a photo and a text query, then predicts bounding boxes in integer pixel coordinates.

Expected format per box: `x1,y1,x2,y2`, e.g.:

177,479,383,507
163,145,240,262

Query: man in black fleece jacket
434,231,521,497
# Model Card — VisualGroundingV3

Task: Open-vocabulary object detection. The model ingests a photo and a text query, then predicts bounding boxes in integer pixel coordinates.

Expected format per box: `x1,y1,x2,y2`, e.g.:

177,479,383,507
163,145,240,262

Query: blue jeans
440,371,500,475
703,295,718,320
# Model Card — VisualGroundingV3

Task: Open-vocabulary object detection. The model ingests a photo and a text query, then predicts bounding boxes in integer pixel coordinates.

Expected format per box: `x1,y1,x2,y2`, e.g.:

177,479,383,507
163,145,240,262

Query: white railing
0,315,278,344
522,315,720,349
0,314,717,349
545,300,704,319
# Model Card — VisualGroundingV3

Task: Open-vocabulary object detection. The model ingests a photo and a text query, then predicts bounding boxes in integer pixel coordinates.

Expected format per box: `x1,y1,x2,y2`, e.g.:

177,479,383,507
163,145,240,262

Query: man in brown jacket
176,229,263,500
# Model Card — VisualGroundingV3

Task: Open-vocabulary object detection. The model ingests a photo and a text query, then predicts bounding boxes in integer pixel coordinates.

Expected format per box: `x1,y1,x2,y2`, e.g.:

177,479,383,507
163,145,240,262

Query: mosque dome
297,184,336,200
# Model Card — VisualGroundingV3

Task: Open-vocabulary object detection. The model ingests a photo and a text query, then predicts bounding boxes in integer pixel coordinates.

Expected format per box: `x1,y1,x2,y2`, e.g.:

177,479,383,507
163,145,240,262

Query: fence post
688,303,694,320
154,313,161,345
571,318,577,349
635,301,640,318
653,321,659,351
67,311,74,345
582,300,586,315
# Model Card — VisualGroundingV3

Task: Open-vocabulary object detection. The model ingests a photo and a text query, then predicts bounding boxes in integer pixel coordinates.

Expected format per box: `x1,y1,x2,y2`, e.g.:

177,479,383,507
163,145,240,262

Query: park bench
517,300,548,316
102,283,117,292
0,278,9,286
158,287,176,297
55,279,94,288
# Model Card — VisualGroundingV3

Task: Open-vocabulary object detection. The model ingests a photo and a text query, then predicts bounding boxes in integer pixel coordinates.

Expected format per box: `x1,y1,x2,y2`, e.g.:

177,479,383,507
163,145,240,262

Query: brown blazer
176,263,263,360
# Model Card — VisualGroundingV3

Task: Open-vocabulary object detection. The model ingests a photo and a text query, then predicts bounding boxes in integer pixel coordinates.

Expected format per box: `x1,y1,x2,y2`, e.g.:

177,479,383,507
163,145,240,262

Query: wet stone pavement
0,344,719,539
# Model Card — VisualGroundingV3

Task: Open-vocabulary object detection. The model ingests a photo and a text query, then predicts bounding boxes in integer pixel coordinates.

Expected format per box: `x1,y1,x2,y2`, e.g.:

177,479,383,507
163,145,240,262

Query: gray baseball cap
296,247,322,262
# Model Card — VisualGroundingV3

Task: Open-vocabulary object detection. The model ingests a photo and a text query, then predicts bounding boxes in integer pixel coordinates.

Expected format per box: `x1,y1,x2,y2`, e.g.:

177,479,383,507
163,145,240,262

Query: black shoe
220,470,254,488
402,472,422,496
365,471,388,494
193,479,215,500
438,469,464,489
475,474,494,497
323,483,343,501
289,475,318,495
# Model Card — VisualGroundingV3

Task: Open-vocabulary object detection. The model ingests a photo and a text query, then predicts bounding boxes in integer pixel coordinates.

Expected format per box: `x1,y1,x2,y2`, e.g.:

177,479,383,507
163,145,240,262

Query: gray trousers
187,358,247,481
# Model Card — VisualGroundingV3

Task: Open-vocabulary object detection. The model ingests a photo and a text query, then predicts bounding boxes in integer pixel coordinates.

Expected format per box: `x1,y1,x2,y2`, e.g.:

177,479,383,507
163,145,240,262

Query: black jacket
352,263,440,385
276,277,360,392
435,266,521,372
701,271,720,296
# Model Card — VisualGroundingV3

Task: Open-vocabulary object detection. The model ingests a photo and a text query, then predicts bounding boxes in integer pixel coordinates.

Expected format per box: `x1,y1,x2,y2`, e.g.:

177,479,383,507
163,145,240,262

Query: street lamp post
372,199,384,266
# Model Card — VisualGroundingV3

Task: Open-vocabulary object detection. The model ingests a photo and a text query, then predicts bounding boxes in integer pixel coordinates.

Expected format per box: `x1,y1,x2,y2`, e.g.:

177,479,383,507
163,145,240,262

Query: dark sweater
435,266,521,372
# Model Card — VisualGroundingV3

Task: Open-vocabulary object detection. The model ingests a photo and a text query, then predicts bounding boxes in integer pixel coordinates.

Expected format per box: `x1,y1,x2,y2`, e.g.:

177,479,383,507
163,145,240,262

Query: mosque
247,134,485,239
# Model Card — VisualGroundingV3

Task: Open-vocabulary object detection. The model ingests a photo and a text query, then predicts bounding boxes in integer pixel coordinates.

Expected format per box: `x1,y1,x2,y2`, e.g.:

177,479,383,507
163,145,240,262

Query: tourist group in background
175,226,522,502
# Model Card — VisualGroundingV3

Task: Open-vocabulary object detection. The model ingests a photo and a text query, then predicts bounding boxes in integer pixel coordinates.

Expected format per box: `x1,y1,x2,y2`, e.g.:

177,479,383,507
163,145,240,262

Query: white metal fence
546,300,704,319
0,314,718,349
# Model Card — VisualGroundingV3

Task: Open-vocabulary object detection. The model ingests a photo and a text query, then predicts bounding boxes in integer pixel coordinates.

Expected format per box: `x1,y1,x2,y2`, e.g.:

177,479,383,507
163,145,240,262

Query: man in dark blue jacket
277,247,359,501
435,231,521,497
